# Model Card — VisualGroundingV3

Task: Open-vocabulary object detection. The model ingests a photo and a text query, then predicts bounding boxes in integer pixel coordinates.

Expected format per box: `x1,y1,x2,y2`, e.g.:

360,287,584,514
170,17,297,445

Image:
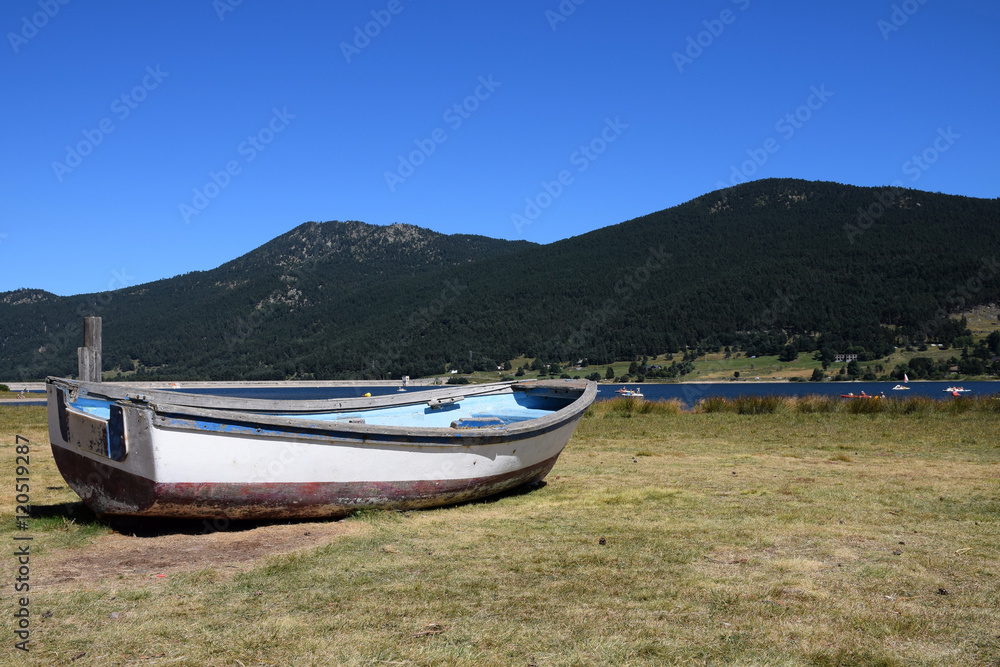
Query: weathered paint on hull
51,445,560,519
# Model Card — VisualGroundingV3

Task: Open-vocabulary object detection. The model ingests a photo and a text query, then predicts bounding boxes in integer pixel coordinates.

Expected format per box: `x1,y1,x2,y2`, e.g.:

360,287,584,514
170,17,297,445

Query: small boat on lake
892,385,910,391
616,387,644,398
840,391,882,399
944,386,970,393
45,377,596,520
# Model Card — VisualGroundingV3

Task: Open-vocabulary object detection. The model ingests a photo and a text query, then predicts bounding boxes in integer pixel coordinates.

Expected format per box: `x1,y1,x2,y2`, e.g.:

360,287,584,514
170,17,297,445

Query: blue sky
2,0,997,296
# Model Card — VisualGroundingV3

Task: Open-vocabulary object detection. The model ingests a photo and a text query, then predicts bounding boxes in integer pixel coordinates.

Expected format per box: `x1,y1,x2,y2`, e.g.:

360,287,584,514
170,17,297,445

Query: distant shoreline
3,377,990,394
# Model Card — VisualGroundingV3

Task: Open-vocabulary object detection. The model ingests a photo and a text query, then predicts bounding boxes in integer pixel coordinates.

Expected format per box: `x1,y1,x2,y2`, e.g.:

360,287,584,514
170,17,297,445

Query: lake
169,380,1000,409
13,381,996,410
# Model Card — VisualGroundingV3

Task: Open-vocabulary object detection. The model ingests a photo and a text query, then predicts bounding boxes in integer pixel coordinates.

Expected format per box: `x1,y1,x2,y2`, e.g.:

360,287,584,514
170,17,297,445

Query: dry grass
2,404,999,665
603,395,685,416
689,394,1000,416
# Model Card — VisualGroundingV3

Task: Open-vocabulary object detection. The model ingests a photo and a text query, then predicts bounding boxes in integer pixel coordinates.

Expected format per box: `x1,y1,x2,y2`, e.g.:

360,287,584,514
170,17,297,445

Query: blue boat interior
68,391,571,429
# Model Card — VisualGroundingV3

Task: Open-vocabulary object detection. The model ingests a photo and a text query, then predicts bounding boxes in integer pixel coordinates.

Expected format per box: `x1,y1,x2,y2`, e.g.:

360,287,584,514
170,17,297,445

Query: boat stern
46,381,160,516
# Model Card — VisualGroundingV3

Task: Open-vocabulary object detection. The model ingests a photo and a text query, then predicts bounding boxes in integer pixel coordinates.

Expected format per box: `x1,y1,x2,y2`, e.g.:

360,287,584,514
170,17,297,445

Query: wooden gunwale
147,382,595,446
47,378,597,447
47,377,567,414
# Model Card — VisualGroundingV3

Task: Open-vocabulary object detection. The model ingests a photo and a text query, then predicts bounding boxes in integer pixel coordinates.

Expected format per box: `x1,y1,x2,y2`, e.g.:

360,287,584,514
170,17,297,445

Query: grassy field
465,344,997,384
2,400,999,666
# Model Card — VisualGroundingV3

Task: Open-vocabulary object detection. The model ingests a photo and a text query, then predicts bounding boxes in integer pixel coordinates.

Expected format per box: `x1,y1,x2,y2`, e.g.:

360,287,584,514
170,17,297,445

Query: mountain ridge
2,178,997,381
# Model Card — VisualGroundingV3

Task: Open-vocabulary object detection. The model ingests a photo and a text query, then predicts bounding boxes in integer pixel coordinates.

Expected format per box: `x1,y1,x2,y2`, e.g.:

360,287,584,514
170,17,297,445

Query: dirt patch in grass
36,517,359,590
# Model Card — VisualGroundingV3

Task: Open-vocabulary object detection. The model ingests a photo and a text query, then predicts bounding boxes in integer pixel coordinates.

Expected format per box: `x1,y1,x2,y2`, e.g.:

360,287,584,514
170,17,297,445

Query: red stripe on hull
51,445,561,519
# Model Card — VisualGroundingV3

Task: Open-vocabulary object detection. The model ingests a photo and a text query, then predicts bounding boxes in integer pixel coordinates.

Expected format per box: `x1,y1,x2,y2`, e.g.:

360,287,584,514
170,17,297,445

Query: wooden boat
45,377,596,520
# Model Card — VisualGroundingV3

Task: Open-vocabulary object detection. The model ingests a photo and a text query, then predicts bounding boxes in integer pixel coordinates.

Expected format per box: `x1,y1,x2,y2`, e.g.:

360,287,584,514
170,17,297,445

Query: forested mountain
2,179,998,381
0,221,533,380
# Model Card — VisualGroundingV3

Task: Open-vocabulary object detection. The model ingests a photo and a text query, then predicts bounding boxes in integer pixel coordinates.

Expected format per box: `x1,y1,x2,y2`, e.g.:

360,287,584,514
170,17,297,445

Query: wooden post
78,317,102,382
84,316,101,380
77,347,94,382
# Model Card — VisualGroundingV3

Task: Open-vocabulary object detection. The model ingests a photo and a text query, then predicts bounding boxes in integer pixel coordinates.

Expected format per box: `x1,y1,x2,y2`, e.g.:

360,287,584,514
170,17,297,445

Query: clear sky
2,0,997,296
